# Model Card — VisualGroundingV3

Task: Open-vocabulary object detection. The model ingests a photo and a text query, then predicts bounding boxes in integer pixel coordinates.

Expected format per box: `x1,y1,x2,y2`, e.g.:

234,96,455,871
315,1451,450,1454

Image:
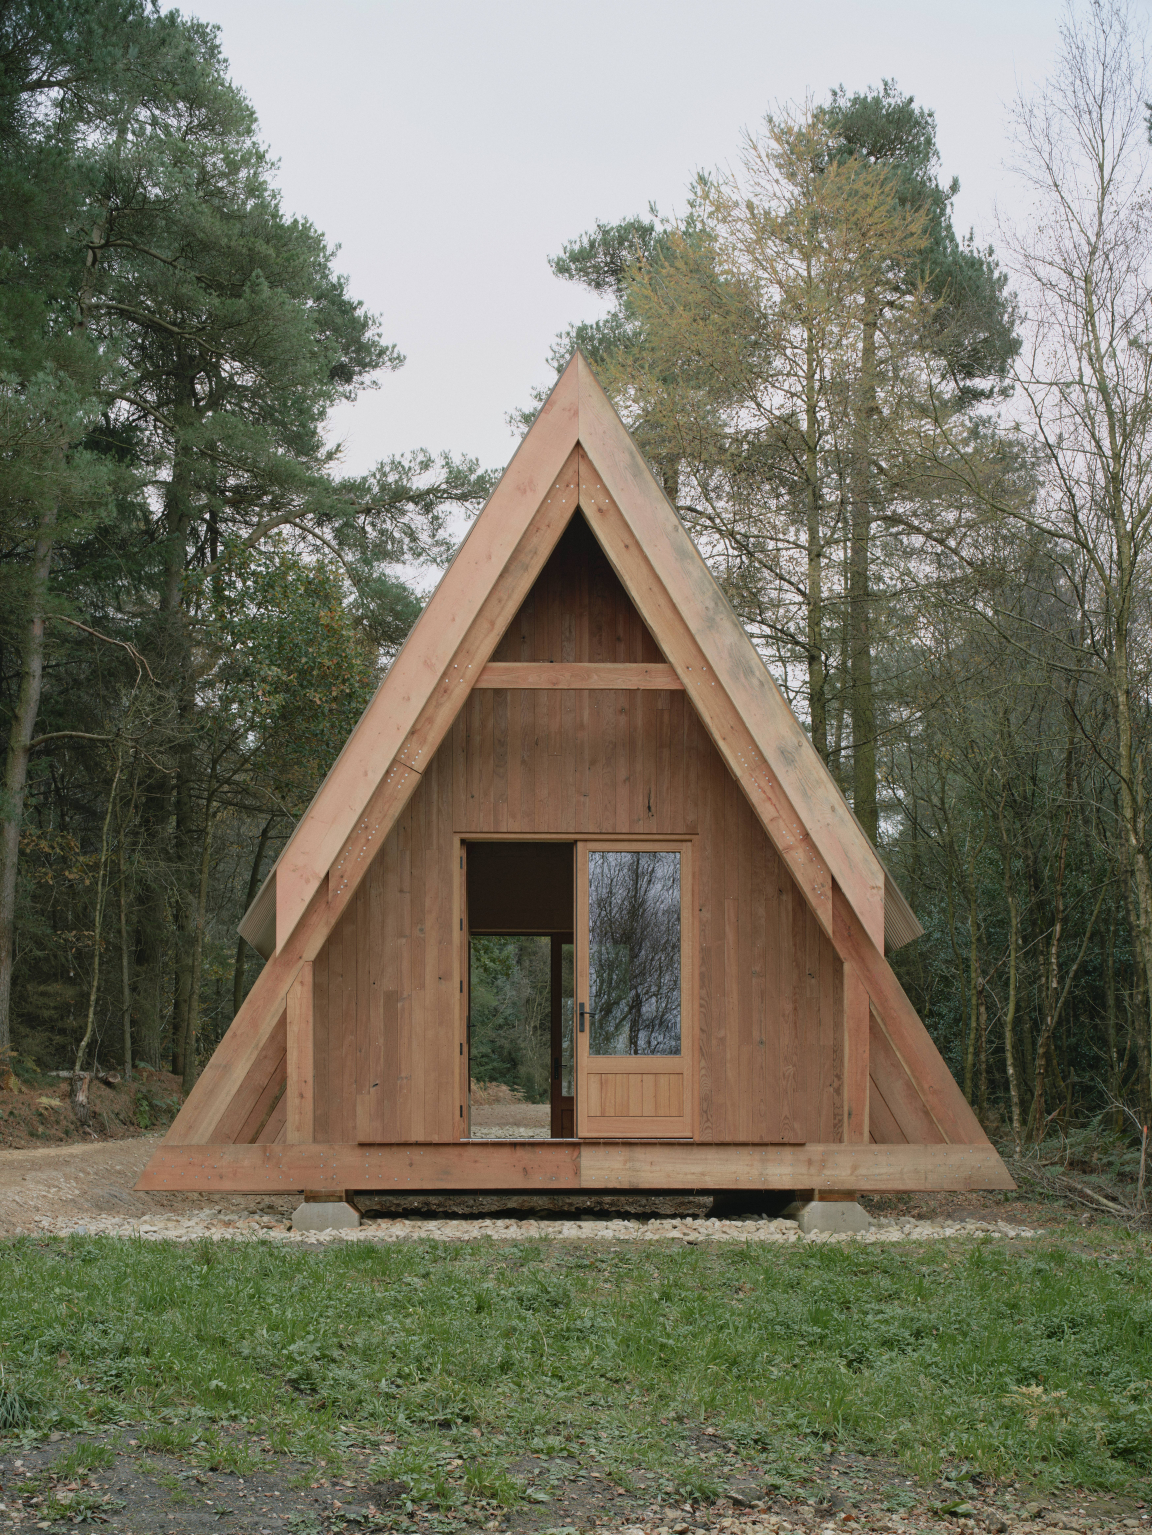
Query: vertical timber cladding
313,515,843,1146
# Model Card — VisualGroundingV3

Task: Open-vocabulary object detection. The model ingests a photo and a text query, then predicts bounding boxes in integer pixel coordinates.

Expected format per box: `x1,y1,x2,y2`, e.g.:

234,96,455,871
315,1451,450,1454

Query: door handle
579,1003,588,1033
553,1056,560,1080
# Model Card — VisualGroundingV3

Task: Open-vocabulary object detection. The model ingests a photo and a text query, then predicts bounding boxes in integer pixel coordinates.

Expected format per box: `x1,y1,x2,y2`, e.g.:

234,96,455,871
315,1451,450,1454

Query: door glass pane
587,850,680,1056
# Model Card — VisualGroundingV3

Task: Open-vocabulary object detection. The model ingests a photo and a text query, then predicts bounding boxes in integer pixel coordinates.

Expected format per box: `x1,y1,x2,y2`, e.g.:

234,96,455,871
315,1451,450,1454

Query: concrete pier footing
291,1201,361,1232
783,1199,872,1235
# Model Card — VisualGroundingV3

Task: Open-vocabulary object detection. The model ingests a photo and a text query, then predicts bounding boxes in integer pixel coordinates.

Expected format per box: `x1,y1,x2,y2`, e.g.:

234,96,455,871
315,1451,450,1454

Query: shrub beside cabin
137,355,1012,1204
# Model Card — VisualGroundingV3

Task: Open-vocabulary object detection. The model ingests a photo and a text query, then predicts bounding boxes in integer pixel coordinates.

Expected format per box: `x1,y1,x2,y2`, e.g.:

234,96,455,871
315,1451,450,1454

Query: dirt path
0,1138,295,1236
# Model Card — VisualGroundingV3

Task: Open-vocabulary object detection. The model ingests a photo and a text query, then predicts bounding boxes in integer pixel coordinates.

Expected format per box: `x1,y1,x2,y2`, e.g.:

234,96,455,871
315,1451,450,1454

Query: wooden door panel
577,839,694,1139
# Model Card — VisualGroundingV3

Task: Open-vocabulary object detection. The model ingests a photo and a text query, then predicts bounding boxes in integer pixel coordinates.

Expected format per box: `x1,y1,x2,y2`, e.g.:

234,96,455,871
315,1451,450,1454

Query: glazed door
575,841,693,1139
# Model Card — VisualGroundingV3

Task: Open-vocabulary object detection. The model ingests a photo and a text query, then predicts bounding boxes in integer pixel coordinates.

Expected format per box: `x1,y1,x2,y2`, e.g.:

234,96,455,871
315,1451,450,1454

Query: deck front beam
136,1141,1014,1194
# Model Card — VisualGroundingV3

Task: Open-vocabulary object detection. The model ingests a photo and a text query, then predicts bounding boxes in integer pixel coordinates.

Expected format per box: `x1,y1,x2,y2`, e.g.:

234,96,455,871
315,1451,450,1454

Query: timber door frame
458,839,469,1140
575,838,696,1140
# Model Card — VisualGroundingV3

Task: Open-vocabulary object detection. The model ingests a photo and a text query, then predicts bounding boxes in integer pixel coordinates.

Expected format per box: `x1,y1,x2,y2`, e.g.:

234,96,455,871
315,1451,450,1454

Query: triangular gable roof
241,353,918,962
166,352,986,1154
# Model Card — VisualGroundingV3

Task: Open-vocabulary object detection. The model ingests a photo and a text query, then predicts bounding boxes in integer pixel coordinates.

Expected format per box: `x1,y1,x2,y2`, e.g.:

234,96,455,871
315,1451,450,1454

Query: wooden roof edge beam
832,883,991,1149
570,442,838,940
244,361,584,953
573,362,886,951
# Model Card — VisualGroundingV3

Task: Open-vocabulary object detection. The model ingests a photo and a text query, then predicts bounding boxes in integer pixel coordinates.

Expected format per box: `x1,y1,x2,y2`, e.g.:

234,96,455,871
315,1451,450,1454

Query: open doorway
465,841,574,1139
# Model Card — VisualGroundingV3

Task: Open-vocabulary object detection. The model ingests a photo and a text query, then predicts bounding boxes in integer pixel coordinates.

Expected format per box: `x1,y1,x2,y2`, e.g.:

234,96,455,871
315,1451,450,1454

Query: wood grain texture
312,677,838,1145
843,966,870,1143
154,358,1004,1193
868,1071,909,1145
135,1140,1015,1193
179,535,847,1154
159,872,330,1145
215,1010,287,1146
137,1142,582,1192
326,448,584,929
255,1092,287,1146
153,450,583,1154
477,663,681,689
579,1141,1016,1191
286,962,314,1144
868,1006,942,1144
832,886,988,1146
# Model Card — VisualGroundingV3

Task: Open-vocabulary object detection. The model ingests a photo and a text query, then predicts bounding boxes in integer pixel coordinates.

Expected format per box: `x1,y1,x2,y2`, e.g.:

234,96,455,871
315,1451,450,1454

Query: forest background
2,0,1151,1158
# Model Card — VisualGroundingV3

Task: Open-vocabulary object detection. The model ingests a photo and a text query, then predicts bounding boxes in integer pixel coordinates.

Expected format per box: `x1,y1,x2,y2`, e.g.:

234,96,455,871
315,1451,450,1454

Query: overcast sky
185,1,1115,478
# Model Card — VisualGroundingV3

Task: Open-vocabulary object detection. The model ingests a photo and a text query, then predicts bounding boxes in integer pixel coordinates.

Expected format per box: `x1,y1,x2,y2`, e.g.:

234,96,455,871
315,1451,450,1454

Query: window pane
587,850,680,1056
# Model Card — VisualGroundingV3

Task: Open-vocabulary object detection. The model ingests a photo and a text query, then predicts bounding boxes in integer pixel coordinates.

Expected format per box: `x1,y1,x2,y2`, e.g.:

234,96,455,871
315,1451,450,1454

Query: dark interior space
467,841,573,933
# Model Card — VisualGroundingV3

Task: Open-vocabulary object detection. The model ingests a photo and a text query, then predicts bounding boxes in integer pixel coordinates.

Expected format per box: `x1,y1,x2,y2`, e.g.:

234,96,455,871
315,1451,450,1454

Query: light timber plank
325,446,583,928
844,966,870,1143
868,1075,908,1144
254,1093,287,1146
286,963,314,1145
832,885,987,1146
214,1010,288,1146
157,873,331,1146
476,663,681,689
235,1046,287,1146
135,1140,1015,1193
579,1141,1016,1192
868,1006,942,1144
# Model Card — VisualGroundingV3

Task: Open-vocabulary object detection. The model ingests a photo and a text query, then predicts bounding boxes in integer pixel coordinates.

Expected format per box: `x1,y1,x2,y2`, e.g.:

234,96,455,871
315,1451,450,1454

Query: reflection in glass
588,850,680,1056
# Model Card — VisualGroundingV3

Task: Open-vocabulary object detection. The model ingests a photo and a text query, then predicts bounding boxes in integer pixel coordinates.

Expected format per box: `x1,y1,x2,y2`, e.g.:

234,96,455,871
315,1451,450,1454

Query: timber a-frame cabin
138,354,1012,1201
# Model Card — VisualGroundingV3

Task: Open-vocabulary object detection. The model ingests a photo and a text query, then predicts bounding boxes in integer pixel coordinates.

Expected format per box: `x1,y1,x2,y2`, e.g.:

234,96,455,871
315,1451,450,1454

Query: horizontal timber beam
579,1142,1014,1191
136,1141,1015,1194
474,662,682,690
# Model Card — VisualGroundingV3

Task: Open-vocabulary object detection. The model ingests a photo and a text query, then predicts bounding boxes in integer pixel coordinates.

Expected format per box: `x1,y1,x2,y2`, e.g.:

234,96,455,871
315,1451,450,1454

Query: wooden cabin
138,355,1011,1201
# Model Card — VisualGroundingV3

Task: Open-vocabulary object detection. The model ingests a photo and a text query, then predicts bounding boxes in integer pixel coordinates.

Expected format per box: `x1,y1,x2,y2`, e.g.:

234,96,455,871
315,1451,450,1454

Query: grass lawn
0,1225,1149,1527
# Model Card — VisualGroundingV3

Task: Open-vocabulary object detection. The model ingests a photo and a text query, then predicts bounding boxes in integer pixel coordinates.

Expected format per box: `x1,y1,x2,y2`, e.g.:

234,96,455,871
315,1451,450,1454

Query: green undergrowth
0,1230,1148,1498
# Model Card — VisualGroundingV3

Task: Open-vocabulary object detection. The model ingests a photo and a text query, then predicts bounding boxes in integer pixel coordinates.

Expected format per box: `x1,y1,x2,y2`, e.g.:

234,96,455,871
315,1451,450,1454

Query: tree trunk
998,791,1023,1156
180,767,217,1095
117,804,132,1081
976,977,989,1119
170,757,194,1077
1032,694,1078,1138
849,312,878,841
132,774,169,1069
804,303,828,761
0,496,58,1062
1113,640,1152,1120
964,878,981,1105
72,753,121,1121
1103,899,1121,1128
160,413,196,1077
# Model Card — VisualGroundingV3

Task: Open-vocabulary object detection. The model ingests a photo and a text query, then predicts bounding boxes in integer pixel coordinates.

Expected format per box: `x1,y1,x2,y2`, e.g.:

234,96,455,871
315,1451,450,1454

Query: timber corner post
137,352,1013,1207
